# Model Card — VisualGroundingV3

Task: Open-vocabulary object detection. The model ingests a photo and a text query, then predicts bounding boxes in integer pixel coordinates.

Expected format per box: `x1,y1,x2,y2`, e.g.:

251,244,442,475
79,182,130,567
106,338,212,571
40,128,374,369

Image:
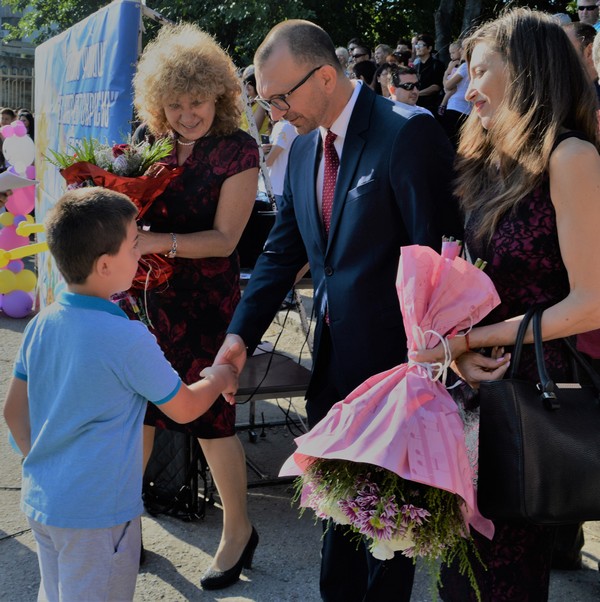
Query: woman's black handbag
477,307,600,524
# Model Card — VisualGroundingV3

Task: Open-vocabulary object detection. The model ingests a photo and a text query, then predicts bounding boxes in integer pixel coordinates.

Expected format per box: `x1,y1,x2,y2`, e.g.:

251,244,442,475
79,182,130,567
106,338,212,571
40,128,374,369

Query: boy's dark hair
1,107,16,119
45,187,138,284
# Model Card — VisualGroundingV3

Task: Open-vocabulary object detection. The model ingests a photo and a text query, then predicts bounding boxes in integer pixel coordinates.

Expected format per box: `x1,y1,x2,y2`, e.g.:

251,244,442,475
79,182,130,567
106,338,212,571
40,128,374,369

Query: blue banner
35,0,141,306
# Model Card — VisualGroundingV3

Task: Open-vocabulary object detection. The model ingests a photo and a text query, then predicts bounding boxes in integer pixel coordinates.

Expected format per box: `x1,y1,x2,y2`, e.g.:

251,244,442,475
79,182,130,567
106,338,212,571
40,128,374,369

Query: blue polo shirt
14,292,181,529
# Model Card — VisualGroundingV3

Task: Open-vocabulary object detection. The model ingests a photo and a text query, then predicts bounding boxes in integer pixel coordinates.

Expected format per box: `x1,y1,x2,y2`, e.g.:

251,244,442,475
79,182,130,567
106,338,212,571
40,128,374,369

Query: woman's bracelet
165,232,177,258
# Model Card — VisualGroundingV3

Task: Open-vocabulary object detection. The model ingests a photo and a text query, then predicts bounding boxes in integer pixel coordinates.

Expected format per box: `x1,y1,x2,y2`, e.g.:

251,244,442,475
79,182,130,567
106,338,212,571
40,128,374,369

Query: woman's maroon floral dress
137,129,258,438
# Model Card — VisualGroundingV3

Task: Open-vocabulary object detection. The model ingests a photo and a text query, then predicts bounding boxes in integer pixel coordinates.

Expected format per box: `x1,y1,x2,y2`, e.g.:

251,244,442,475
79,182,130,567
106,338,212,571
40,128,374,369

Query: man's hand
213,333,247,403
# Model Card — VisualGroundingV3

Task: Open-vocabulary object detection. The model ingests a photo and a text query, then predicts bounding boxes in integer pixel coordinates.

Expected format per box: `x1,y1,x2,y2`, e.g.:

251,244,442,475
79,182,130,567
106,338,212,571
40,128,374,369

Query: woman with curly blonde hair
131,23,259,591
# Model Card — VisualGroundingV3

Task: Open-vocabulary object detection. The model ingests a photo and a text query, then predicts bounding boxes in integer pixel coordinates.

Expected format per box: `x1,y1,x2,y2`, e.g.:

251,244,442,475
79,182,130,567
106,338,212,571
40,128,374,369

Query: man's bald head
255,20,342,74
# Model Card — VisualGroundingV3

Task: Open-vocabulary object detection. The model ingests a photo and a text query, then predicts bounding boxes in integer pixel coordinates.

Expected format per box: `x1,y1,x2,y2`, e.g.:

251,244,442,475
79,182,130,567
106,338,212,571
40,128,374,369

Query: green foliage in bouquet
45,137,174,177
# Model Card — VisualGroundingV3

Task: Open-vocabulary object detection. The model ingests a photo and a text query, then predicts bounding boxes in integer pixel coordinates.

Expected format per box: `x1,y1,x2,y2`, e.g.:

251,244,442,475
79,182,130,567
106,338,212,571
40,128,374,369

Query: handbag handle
532,308,600,409
507,306,538,379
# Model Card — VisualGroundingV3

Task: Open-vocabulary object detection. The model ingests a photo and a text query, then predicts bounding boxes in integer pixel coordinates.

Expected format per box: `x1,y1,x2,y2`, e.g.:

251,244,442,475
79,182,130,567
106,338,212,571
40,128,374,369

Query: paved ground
1,300,600,601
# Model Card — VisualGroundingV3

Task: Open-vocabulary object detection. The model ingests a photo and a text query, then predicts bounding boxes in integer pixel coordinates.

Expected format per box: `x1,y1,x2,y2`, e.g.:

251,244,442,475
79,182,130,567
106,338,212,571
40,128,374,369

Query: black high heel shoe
200,526,259,590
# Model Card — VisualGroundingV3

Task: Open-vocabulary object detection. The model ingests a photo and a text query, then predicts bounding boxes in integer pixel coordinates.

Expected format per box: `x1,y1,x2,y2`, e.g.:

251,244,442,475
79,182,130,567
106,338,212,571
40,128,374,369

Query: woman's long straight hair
456,8,600,242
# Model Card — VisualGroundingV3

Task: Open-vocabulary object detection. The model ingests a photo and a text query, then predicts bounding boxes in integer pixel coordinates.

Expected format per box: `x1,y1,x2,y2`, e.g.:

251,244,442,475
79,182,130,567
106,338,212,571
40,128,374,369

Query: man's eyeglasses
255,65,325,112
351,52,368,59
578,4,597,9
414,43,427,49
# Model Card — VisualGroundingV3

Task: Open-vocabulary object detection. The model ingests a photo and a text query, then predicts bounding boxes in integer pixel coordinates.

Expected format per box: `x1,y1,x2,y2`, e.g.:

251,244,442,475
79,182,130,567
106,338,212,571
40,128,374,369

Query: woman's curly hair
133,23,242,137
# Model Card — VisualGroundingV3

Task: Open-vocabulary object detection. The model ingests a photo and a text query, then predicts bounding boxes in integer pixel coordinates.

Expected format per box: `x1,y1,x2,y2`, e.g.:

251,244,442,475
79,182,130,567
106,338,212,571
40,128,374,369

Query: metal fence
0,72,34,110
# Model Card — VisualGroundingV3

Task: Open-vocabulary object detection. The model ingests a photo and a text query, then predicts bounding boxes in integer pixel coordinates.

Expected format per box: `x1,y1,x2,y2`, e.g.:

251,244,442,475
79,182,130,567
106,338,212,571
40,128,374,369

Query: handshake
201,334,248,405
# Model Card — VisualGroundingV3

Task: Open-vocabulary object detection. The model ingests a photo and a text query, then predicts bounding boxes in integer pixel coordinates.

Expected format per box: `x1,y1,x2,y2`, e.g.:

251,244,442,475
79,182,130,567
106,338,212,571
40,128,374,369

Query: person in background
577,1,600,31
215,19,462,602
0,108,16,173
240,66,270,136
373,44,393,93
440,41,471,148
335,46,351,76
374,43,392,66
131,23,259,591
438,41,462,116
17,109,34,141
413,9,600,600
0,107,15,126
263,118,298,208
563,22,600,104
352,59,376,87
388,66,434,117
3,187,238,602
414,34,445,114
375,62,394,98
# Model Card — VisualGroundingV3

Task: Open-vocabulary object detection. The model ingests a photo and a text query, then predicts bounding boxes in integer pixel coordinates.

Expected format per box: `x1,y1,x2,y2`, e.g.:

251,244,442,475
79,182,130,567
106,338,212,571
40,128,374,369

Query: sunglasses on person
578,5,597,9
255,65,325,112
394,81,420,91
351,52,368,59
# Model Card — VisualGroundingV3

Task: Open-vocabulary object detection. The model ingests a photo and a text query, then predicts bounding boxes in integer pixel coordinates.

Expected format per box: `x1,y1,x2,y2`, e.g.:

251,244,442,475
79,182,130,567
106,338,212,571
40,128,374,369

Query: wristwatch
165,232,177,258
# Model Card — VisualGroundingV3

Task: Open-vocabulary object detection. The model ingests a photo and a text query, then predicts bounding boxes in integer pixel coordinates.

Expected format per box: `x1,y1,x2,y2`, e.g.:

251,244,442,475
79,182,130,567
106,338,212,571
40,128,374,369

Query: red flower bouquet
47,138,182,290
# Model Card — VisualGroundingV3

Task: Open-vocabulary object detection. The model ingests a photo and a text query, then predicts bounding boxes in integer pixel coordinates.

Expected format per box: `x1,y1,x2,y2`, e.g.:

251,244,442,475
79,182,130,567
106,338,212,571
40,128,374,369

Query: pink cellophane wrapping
280,244,501,539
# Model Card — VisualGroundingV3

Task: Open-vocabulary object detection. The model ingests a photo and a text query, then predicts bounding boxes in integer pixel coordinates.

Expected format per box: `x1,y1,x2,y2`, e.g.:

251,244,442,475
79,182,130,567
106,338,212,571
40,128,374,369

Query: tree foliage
1,0,574,67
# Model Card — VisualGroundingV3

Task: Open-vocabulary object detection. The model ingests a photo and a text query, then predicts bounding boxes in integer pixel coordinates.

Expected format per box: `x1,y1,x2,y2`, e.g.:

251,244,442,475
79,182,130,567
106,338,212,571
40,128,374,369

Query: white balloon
3,135,35,176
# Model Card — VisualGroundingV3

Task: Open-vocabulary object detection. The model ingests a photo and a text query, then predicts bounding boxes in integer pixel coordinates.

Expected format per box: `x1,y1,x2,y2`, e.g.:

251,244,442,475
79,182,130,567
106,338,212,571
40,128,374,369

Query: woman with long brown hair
414,8,600,599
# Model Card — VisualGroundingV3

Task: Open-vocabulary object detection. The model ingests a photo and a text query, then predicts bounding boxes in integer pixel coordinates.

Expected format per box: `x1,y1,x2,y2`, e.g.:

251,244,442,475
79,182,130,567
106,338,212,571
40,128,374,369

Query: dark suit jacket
229,84,462,399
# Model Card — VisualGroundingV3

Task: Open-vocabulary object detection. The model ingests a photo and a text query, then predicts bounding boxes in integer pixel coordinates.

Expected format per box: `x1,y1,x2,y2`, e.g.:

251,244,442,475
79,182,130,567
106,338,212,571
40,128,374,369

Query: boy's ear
94,254,112,278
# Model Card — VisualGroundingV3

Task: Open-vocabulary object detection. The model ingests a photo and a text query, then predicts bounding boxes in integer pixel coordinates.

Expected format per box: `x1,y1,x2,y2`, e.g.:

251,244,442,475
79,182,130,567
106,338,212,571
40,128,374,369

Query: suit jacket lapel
327,85,374,248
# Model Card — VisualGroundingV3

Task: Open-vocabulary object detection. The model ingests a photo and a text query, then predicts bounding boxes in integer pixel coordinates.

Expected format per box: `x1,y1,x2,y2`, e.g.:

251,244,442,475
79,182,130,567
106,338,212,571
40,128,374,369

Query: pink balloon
2,290,33,318
5,185,35,215
7,259,24,273
0,125,14,138
0,225,27,251
11,121,27,137
26,165,36,180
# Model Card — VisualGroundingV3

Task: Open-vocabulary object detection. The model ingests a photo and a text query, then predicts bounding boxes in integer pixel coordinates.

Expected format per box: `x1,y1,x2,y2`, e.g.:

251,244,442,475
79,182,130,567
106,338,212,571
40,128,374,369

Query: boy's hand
214,334,247,403
200,364,239,404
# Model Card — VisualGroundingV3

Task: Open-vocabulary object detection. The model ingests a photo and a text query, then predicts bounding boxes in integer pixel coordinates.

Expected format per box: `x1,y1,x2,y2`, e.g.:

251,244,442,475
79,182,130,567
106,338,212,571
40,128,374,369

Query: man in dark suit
215,20,462,602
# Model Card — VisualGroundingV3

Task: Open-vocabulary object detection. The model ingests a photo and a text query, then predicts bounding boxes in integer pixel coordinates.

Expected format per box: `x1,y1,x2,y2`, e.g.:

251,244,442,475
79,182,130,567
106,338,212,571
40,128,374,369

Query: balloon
2,290,33,318
0,125,14,138
14,269,36,292
7,259,24,273
3,135,35,175
0,212,14,226
13,215,27,226
0,225,27,251
11,120,27,137
6,185,36,215
25,165,36,180
6,241,48,260
0,294,2,310
0,270,16,293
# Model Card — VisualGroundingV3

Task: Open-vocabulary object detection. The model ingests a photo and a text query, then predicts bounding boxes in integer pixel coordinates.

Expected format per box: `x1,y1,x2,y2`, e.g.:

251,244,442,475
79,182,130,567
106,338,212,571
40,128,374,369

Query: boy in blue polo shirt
3,187,239,602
